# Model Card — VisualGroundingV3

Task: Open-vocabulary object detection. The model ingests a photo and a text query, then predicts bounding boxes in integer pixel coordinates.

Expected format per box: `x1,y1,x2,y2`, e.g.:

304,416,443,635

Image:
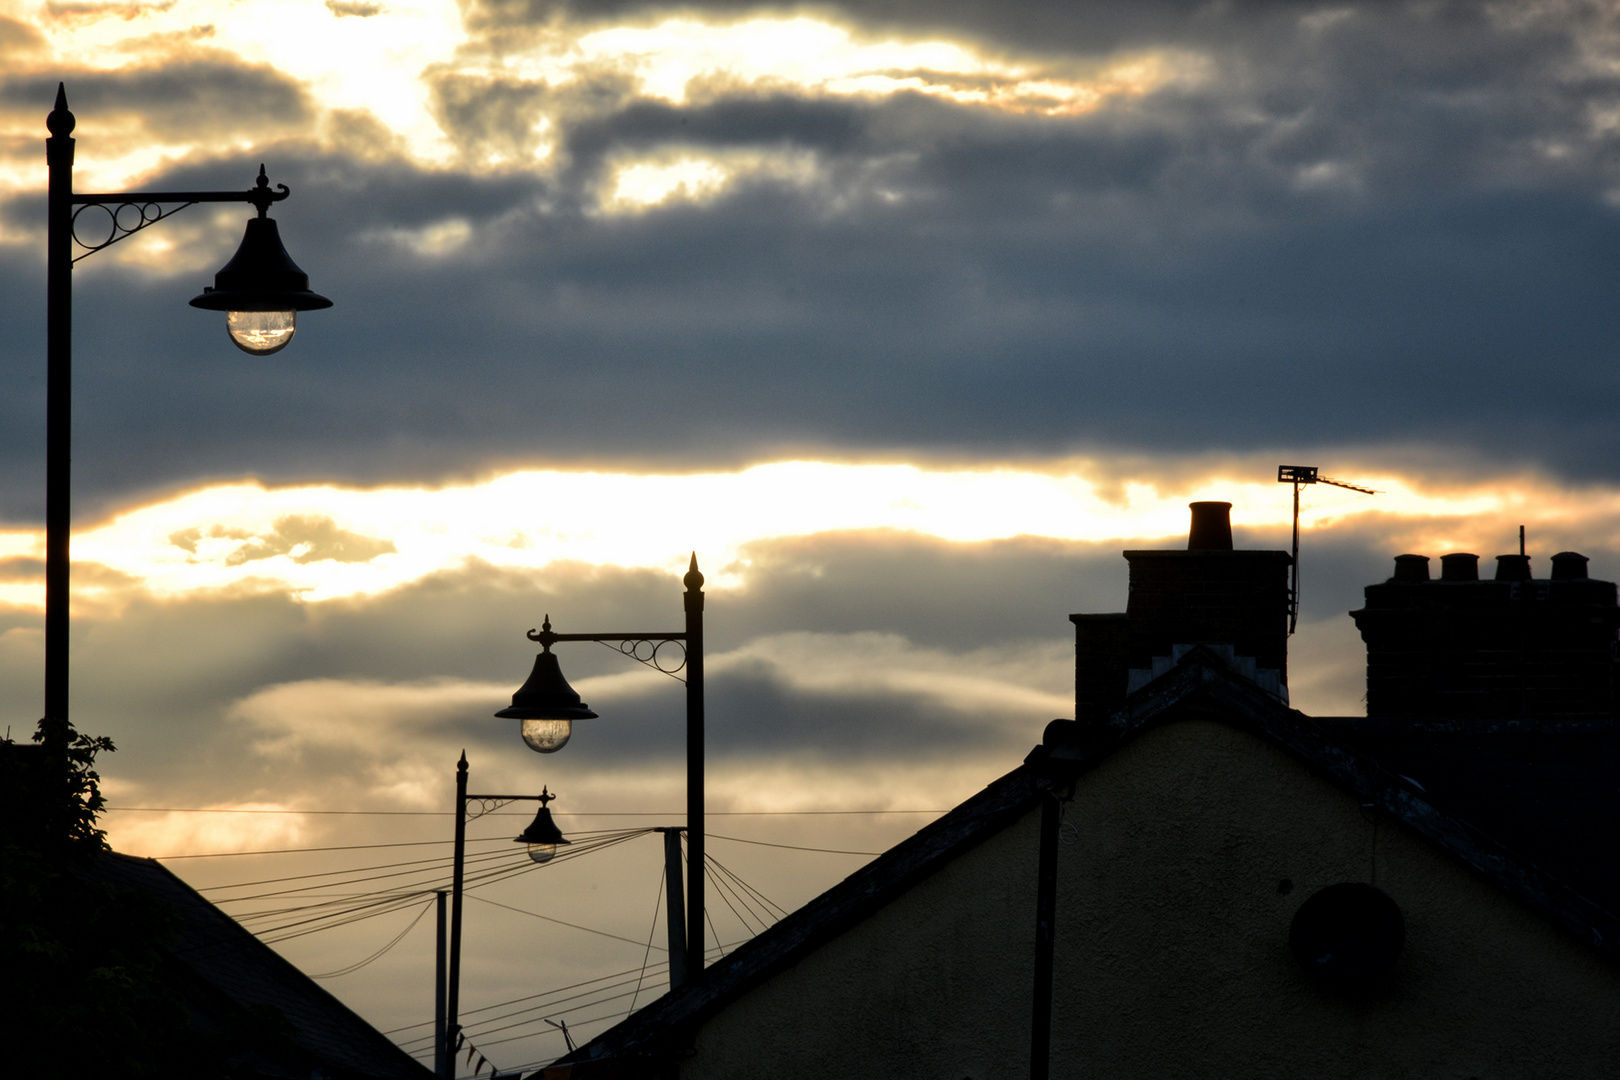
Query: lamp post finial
47,83,74,137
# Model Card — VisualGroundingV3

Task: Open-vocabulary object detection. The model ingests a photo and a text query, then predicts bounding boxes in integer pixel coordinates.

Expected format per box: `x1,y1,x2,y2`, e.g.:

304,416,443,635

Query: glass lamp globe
521,718,572,754
526,841,558,864
226,310,296,355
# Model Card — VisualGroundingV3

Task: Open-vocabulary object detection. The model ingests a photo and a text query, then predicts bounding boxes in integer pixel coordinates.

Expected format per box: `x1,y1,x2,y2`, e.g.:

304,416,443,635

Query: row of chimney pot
1389,552,1591,583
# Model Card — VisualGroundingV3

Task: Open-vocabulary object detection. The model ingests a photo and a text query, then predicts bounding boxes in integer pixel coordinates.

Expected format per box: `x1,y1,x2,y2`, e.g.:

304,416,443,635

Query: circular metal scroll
70,200,193,260
600,638,688,681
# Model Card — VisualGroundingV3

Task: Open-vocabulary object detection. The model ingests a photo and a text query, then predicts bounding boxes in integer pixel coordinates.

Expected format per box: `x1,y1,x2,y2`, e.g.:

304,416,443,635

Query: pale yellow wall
685,719,1620,1079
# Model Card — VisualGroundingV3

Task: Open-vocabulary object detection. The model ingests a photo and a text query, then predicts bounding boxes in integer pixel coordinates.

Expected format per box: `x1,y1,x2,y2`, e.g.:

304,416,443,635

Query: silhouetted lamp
189,167,333,355
495,620,599,753
513,788,570,864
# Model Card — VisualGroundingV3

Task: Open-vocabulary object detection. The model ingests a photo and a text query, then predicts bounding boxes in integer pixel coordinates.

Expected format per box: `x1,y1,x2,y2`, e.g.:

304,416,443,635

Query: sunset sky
4,0,1620,1072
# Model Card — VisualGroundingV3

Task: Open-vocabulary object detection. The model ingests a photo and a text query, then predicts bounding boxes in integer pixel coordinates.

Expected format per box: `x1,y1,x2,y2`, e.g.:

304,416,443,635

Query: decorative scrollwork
464,796,520,823
71,200,195,262
598,638,687,683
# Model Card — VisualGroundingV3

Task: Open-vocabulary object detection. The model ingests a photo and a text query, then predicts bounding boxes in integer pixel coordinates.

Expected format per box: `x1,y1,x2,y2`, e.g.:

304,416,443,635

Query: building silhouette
548,502,1620,1079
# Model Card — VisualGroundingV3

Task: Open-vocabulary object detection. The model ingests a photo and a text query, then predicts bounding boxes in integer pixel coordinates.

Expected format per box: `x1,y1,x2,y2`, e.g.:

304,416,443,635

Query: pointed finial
457,750,468,769
538,786,555,808
684,552,703,591
46,83,75,138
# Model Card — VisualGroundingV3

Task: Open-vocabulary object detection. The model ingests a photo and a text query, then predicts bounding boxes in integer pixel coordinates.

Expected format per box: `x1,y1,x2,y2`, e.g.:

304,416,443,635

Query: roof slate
81,851,434,1080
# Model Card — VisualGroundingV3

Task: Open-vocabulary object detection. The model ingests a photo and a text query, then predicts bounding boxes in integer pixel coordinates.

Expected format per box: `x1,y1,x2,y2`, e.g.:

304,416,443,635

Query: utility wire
707,852,790,919
385,960,680,1035
309,900,434,979
111,806,947,817
197,829,639,894
466,898,662,950
706,832,881,856
246,833,639,941
627,868,665,1016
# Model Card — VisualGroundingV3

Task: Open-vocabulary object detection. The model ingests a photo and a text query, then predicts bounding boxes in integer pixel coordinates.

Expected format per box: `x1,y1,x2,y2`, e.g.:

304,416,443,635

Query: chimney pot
1392,554,1430,582
1187,501,1234,551
1551,551,1590,580
1494,554,1532,581
1439,553,1479,582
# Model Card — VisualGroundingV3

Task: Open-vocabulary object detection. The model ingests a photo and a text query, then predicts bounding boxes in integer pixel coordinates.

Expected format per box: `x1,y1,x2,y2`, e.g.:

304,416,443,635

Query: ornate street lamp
496,555,708,985
514,787,571,864
187,167,334,355
442,756,570,1078
495,645,598,754
40,84,330,768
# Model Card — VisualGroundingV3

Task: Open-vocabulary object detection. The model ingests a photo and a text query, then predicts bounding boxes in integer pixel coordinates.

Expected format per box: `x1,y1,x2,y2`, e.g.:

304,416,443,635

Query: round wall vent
1289,882,1404,991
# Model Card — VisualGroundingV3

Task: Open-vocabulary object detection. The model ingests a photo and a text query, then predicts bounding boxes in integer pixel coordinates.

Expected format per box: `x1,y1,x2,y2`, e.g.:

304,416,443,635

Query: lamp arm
70,166,293,262
462,792,550,823
526,622,690,681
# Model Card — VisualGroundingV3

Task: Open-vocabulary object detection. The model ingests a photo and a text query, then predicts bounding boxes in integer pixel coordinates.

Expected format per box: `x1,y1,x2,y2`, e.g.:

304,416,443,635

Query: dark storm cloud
6,2,1620,526
0,57,315,147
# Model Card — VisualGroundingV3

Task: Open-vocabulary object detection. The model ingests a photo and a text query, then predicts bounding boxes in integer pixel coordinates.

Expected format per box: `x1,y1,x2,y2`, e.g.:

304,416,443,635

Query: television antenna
1277,465,1379,635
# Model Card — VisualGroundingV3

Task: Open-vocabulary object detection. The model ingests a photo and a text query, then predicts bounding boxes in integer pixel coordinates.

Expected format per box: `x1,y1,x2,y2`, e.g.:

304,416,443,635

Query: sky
4,0,1620,1072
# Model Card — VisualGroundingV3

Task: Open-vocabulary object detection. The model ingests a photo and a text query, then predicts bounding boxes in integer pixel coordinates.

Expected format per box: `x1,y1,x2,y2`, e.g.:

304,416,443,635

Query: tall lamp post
443,755,569,1079
40,84,330,770
495,555,707,980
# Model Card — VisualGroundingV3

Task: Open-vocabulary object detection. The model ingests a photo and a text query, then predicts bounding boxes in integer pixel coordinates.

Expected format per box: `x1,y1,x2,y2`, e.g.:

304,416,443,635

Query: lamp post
495,555,707,982
442,755,570,1079
40,84,330,770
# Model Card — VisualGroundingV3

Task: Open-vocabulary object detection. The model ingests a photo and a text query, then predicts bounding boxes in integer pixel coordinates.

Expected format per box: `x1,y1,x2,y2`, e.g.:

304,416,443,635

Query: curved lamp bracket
71,164,293,263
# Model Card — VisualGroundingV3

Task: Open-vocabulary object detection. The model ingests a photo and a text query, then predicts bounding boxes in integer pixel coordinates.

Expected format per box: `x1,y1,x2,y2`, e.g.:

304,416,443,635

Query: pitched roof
551,647,1620,1075
81,851,434,1080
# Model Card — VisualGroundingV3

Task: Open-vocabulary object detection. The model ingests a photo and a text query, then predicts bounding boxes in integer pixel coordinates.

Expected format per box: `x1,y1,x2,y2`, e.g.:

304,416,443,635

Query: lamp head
514,788,571,864
189,168,331,355
496,634,598,753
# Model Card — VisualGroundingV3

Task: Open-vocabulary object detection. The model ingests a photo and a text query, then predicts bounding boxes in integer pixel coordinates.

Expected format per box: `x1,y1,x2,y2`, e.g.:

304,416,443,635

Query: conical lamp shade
189,217,333,312
496,651,599,721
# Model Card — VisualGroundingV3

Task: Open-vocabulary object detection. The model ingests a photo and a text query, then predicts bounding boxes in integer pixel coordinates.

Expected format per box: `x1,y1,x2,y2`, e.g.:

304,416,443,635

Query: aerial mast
1276,465,1379,635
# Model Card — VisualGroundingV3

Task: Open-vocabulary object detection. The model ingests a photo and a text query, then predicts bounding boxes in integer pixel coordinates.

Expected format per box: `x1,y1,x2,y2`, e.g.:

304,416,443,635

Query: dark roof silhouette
552,646,1620,1076
79,851,433,1080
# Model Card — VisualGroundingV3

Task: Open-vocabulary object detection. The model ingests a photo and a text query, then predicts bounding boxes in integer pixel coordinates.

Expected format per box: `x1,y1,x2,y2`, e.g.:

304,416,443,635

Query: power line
309,900,434,980
158,838,463,859
152,825,649,862
110,806,947,817
706,832,881,856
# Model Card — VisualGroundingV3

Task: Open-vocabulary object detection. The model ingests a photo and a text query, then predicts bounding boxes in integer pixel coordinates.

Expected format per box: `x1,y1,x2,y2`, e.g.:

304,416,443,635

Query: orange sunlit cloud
0,1,1200,208
5,459,1617,612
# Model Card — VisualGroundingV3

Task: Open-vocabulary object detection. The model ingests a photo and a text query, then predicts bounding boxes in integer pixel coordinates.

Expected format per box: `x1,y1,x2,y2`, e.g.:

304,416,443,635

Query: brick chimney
1350,551,1620,720
1070,502,1292,725
1327,550,1620,909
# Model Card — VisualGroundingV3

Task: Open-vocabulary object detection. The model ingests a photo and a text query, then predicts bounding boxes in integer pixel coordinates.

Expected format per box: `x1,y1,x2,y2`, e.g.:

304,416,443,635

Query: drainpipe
1031,789,1060,1080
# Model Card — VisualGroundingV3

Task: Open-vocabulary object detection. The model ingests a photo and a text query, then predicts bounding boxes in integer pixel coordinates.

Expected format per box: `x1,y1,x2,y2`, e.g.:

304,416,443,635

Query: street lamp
40,84,330,767
496,555,708,983
442,756,571,1079
495,648,598,754
515,787,570,864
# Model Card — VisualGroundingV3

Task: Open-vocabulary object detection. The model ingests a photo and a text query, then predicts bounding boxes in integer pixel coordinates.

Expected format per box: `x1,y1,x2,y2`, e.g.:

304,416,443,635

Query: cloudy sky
5,0,1620,1071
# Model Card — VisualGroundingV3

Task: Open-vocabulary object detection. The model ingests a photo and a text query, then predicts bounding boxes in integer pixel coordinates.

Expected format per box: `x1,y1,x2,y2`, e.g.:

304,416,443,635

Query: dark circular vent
1289,883,1404,991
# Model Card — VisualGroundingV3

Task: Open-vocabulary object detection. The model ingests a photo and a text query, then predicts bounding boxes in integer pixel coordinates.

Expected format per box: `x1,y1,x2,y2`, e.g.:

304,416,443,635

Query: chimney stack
1350,551,1620,720
1071,502,1292,726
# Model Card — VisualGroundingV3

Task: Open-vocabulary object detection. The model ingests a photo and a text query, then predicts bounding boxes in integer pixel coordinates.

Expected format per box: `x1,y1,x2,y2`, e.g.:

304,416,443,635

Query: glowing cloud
7,459,1612,612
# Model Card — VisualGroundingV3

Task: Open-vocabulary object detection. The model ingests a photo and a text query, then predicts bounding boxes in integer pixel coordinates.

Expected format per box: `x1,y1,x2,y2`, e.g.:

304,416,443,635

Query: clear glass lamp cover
521,718,572,753
227,310,296,355
526,842,558,864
